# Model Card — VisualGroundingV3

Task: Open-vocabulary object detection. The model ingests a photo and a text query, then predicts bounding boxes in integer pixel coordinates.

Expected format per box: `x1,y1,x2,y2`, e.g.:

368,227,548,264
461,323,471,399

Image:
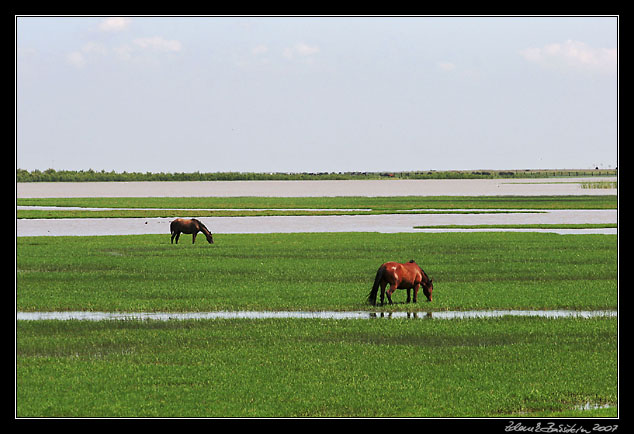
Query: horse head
205,232,214,244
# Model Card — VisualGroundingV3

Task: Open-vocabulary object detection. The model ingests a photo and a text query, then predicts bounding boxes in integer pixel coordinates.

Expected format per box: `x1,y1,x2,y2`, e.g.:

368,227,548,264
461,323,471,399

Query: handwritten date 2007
505,421,618,433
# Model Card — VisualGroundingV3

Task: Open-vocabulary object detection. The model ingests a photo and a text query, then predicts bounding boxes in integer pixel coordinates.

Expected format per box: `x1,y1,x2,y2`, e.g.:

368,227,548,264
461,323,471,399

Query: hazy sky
16,16,618,173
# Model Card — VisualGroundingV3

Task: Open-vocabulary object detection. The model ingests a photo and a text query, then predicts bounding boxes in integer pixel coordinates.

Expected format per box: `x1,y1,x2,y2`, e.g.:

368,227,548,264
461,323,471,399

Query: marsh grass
581,181,617,189
17,194,617,213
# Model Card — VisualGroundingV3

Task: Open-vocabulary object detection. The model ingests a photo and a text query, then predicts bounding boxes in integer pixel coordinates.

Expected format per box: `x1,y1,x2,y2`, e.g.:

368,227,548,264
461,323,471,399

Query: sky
16,16,618,173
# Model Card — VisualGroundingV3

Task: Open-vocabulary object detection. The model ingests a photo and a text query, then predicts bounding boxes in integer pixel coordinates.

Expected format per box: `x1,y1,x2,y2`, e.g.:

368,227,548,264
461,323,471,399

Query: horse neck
419,267,430,283
198,223,211,236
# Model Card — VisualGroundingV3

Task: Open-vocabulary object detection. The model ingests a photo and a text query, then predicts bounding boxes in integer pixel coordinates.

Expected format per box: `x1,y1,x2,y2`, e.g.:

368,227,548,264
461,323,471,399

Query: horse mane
420,267,429,279
192,219,210,233
408,259,430,281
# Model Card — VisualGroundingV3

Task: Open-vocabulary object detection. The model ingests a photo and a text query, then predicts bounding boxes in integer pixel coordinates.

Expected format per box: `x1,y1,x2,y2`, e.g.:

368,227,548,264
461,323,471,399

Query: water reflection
369,312,431,319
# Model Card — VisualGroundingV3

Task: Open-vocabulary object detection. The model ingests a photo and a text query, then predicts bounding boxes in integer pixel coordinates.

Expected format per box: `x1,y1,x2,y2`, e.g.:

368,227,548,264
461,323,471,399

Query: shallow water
575,402,614,411
16,209,617,236
16,310,617,321
16,178,617,198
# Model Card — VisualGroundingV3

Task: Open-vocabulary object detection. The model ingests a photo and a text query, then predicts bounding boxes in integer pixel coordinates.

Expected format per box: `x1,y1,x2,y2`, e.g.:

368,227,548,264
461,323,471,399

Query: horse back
382,261,423,286
171,218,197,233
404,262,424,283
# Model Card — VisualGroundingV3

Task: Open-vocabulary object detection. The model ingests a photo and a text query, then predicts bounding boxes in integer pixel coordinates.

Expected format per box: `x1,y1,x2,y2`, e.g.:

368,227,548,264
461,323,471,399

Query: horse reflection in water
368,312,434,319
170,218,214,244
367,260,433,306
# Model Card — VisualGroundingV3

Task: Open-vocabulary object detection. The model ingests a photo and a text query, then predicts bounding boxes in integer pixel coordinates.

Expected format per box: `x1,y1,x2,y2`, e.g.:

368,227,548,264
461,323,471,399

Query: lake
16,177,617,198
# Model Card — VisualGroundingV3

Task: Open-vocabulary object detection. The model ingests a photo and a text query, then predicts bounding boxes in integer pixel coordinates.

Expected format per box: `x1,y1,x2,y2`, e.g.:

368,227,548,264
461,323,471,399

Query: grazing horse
367,260,433,306
170,218,214,244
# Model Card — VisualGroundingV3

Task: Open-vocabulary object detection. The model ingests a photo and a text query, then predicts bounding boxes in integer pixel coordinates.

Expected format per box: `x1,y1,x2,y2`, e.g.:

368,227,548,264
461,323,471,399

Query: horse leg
406,288,411,303
171,231,175,244
386,284,395,305
413,283,420,303
192,232,197,244
380,282,387,306
175,232,181,244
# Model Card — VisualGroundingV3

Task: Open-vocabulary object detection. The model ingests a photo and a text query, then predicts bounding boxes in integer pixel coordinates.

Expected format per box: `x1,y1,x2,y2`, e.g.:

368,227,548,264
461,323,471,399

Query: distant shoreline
16,168,617,183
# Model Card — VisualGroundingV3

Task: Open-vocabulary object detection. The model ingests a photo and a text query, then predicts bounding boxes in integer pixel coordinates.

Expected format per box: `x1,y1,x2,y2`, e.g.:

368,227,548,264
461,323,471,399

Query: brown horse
367,260,433,306
170,218,214,244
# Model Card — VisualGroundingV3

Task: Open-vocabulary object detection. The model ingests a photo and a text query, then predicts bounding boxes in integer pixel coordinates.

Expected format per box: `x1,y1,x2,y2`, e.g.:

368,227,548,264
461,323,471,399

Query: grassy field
17,195,618,209
16,227,618,417
17,232,617,312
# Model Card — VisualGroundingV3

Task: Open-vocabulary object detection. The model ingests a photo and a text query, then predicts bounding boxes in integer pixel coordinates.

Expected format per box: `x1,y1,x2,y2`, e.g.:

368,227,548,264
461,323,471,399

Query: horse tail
367,265,385,305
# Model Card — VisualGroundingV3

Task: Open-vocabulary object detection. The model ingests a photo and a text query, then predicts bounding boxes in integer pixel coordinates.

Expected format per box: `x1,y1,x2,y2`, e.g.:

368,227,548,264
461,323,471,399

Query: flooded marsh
15,179,618,417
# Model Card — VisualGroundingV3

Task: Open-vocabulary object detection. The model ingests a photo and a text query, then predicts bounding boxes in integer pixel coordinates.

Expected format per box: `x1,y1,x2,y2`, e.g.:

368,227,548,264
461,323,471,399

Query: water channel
16,309,617,321
16,209,617,236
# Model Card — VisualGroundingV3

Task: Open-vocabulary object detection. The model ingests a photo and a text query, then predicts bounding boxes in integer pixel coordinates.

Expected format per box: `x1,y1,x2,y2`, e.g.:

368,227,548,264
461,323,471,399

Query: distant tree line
16,168,617,182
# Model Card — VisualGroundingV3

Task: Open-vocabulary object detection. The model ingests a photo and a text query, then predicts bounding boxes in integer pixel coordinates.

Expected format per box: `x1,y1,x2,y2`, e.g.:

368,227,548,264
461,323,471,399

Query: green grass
17,194,617,211
15,195,616,218
16,316,617,417
17,232,617,312
16,208,541,219
414,224,617,230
